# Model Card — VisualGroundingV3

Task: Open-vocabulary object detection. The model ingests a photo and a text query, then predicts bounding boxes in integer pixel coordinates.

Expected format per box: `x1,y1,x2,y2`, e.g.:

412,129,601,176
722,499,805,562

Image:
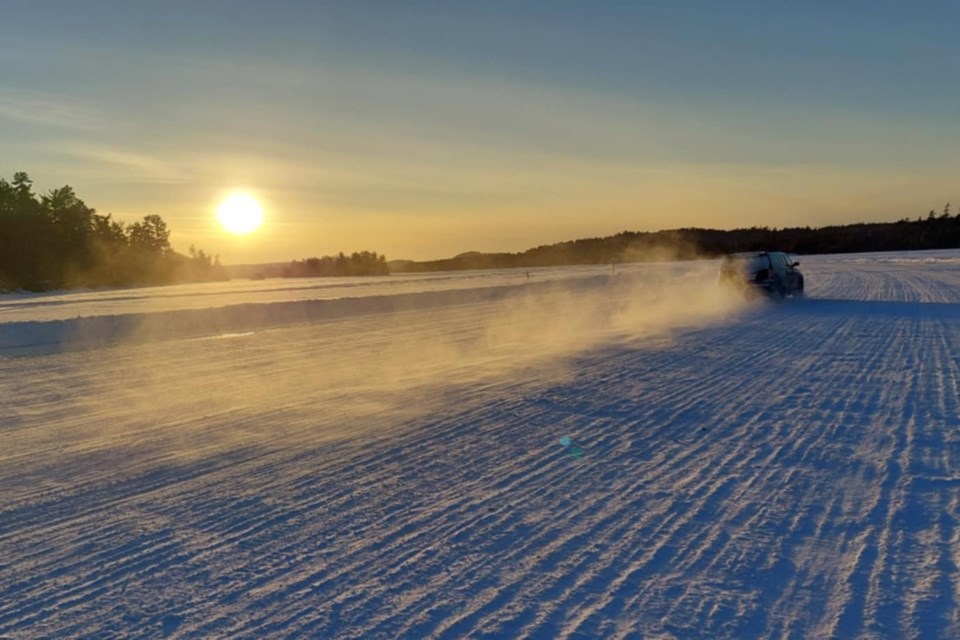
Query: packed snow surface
2,250,960,638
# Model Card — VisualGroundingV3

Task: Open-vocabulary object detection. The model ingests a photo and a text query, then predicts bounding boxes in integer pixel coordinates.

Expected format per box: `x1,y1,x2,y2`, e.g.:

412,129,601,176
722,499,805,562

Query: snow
2,250,960,638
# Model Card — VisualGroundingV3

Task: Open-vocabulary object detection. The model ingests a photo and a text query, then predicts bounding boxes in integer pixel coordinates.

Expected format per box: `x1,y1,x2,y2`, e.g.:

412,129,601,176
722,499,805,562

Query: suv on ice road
719,251,804,300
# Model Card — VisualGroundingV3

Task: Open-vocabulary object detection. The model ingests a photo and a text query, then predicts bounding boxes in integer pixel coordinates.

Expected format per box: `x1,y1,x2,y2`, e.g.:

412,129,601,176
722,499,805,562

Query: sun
217,192,264,235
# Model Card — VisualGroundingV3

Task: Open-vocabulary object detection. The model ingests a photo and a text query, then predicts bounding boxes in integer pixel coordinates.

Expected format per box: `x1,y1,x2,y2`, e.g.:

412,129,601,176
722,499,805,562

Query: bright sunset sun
217,193,264,235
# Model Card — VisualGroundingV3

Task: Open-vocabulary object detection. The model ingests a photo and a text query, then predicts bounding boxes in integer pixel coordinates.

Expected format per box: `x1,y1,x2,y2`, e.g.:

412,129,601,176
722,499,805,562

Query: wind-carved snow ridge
4,251,960,639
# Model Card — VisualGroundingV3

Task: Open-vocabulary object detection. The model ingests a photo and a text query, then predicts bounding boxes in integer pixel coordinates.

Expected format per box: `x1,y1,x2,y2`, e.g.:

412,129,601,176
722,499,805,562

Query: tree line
0,172,224,292
390,204,960,273
282,251,388,278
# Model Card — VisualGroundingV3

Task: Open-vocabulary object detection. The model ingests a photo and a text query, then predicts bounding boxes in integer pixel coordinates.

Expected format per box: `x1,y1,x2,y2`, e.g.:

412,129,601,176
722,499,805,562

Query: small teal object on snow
560,435,584,458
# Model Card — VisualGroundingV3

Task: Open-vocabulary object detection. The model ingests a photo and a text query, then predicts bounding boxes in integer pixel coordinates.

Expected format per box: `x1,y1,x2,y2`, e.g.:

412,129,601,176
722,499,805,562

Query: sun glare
217,193,264,235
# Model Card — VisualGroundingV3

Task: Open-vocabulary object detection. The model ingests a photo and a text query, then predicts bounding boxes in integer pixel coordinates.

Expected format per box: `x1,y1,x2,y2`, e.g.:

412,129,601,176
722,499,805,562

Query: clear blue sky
2,1,958,262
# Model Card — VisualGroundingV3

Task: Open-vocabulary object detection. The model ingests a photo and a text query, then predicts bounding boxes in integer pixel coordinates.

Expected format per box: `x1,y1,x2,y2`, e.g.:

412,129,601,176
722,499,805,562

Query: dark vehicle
719,251,804,300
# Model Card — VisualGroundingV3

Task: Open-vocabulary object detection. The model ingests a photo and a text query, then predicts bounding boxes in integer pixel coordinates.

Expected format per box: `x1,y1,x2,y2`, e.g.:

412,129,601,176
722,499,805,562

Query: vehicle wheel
794,277,805,299
771,281,786,302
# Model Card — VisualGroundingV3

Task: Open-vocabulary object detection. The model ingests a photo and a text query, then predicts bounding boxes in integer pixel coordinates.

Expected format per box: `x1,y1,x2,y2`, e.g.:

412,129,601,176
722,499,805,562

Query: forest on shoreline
390,204,960,273
0,173,388,292
0,172,225,292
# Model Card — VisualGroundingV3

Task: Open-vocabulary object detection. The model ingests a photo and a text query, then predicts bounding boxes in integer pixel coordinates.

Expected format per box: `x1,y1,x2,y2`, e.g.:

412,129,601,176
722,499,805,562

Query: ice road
2,251,959,639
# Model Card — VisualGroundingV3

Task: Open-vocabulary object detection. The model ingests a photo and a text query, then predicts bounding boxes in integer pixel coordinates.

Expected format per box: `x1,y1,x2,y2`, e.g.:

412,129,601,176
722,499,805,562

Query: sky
1,1,959,264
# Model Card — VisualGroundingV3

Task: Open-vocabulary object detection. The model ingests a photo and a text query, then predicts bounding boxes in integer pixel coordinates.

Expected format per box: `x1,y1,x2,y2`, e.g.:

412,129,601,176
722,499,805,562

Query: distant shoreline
388,213,960,274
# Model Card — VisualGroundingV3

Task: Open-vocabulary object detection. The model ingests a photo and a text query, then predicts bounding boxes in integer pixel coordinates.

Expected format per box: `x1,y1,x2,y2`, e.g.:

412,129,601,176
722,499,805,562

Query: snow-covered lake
3,249,960,638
